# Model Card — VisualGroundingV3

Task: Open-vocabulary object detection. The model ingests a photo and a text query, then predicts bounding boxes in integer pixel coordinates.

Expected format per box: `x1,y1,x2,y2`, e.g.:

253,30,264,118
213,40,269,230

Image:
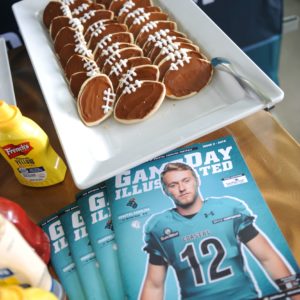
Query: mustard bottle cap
0,100,20,125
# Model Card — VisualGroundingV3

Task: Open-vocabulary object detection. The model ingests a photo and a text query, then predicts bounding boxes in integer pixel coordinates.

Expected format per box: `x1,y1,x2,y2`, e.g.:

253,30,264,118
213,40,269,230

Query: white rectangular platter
13,0,284,190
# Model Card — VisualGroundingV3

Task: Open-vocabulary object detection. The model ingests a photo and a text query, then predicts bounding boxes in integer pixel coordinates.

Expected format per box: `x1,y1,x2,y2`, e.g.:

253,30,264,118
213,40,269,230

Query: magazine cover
76,183,125,300
40,213,86,300
58,202,109,300
105,135,300,300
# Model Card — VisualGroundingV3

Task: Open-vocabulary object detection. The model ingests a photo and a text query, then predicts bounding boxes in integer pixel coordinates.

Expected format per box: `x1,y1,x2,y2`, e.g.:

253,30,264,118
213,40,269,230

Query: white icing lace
60,4,72,18
74,31,86,44
75,43,93,58
102,88,116,114
166,48,189,62
80,11,96,23
97,34,113,49
127,7,145,19
83,59,99,77
119,68,137,88
68,18,82,31
170,56,191,70
87,20,106,35
155,36,177,49
90,23,107,38
118,0,135,16
140,21,158,33
109,59,128,76
160,42,180,55
132,13,151,25
123,80,142,94
169,51,191,71
104,50,121,66
147,29,170,43
72,3,89,15
101,43,121,57
61,0,75,5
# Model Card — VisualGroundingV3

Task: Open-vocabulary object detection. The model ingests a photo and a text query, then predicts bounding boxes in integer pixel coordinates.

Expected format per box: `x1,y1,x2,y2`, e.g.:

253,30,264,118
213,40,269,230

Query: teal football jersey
143,196,259,300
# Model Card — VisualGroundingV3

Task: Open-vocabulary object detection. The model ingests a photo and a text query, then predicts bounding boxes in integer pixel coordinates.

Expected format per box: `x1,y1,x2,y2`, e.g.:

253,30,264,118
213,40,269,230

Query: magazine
58,203,109,300
42,135,300,300
76,183,126,300
105,135,300,300
40,213,86,300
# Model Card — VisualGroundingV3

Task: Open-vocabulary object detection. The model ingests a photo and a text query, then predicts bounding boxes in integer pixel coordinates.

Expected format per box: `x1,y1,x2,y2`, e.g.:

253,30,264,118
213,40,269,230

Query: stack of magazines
41,135,300,300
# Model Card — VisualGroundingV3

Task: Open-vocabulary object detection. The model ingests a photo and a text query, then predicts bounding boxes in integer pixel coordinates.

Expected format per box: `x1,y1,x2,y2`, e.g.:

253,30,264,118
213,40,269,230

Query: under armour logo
204,211,214,218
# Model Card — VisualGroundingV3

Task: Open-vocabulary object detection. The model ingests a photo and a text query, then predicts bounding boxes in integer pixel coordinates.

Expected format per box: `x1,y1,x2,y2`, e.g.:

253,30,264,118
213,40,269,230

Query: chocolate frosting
84,20,116,42
158,50,204,81
110,0,152,16
151,42,200,64
65,54,98,81
154,43,205,65
127,56,152,68
58,43,76,69
43,1,66,29
50,16,71,40
135,21,177,48
72,3,105,18
88,23,128,51
69,71,89,98
147,37,192,62
95,43,137,70
142,30,186,56
93,31,134,57
109,56,152,89
122,6,161,26
82,10,114,33
95,0,112,9
101,47,143,75
77,75,114,125
129,12,169,38
114,81,165,122
116,65,159,99
163,58,213,98
54,27,80,54
108,0,127,14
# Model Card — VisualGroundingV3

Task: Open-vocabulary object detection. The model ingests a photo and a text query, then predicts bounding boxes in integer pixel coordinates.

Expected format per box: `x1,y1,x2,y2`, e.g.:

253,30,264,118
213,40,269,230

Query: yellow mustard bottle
0,285,58,300
0,100,67,187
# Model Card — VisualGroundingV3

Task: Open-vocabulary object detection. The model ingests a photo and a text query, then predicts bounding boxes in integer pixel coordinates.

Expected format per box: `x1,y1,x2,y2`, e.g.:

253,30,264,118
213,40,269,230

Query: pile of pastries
43,0,213,125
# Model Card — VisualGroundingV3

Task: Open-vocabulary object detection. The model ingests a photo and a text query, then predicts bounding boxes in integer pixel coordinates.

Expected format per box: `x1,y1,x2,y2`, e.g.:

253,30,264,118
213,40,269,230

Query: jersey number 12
180,237,233,285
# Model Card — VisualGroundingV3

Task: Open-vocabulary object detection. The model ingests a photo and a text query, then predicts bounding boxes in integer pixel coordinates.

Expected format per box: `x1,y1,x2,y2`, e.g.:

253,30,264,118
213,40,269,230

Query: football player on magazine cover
140,162,299,300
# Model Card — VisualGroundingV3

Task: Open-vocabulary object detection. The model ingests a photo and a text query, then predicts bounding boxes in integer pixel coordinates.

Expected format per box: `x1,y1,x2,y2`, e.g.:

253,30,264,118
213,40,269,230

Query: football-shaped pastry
120,6,161,25
43,1,71,29
65,54,99,81
109,56,151,89
116,64,159,99
114,80,165,124
163,57,213,99
142,29,186,56
77,74,115,125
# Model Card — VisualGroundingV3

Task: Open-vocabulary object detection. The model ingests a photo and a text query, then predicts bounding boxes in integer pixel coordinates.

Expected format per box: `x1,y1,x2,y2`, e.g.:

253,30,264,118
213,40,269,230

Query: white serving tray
13,0,284,190
0,38,16,105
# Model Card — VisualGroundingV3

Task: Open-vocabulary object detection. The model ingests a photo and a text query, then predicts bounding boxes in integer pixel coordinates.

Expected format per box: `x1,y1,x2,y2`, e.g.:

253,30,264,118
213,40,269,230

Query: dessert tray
13,0,284,189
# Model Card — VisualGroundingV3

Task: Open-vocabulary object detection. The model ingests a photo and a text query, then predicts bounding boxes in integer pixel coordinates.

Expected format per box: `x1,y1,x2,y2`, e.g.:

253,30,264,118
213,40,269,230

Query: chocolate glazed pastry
163,57,213,99
116,64,159,99
43,1,70,29
109,56,152,90
92,31,134,57
114,80,165,124
69,72,89,98
77,74,115,125
120,6,161,25
71,3,106,18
